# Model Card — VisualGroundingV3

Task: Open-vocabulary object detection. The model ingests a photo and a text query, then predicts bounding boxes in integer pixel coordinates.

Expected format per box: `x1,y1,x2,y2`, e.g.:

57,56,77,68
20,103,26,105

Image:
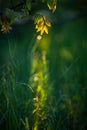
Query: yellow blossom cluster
1,20,12,34
47,0,57,12
34,15,51,35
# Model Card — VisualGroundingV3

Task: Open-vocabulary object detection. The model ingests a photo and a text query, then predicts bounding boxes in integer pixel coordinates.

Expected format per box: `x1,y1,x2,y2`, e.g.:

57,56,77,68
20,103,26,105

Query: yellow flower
40,26,44,35
1,21,12,33
47,1,57,12
46,20,51,27
38,20,44,26
44,25,48,34
36,25,43,32
34,15,51,35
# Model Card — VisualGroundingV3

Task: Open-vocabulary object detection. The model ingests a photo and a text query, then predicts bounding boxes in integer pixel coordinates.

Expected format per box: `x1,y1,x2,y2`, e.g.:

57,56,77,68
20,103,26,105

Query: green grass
0,11,87,130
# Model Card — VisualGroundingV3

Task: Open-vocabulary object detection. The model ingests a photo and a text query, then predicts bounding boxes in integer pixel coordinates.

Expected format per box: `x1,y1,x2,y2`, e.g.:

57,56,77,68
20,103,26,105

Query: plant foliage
0,0,57,35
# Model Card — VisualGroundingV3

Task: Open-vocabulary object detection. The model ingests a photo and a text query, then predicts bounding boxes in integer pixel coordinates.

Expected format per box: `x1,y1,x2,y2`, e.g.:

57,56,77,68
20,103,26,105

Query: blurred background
0,0,87,130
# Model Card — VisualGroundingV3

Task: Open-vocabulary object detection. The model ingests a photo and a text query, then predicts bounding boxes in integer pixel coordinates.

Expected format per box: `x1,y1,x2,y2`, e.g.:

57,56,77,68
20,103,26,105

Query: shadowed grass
0,10,87,130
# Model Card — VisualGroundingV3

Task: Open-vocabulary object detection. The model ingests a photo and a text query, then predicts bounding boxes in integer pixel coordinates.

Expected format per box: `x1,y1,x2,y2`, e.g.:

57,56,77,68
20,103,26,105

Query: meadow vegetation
0,0,87,130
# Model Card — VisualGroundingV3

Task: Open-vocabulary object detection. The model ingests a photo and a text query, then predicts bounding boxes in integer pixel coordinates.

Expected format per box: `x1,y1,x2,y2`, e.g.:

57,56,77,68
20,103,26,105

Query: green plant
0,0,57,35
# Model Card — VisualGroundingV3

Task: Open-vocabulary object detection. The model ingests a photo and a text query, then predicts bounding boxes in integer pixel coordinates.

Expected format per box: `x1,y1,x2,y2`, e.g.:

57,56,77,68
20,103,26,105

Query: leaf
36,25,43,32
44,25,48,34
33,109,37,114
4,8,16,24
40,26,45,35
35,24,38,29
47,0,57,12
46,20,51,27
21,8,29,18
26,0,31,10
38,20,44,26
